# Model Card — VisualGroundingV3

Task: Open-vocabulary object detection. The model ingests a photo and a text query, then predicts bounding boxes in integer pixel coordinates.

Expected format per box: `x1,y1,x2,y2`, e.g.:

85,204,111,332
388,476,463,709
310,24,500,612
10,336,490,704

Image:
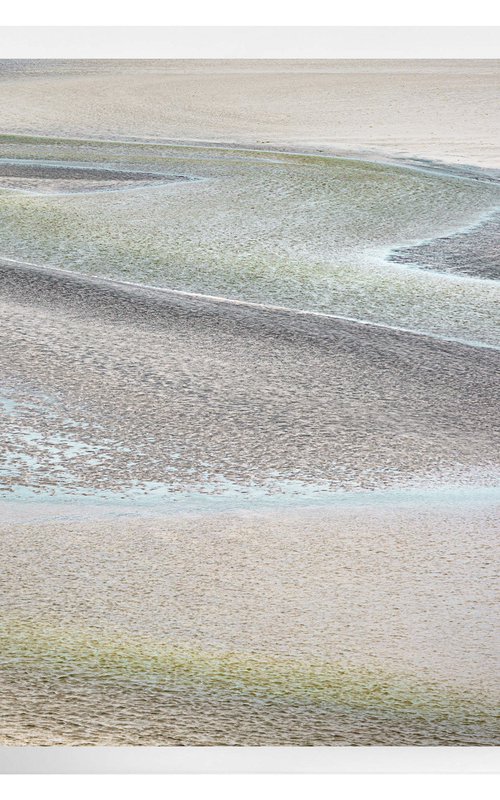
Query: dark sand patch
1,259,499,497
389,211,500,280
0,160,189,194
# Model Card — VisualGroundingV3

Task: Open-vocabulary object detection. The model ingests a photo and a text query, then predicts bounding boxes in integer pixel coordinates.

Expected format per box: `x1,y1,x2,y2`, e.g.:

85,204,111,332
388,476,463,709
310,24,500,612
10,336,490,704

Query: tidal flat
0,60,499,746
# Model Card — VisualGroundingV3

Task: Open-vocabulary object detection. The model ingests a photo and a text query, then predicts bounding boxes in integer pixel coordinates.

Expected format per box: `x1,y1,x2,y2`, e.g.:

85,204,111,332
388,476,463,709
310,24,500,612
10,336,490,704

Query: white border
0,747,499,774
1,1,500,27
0,26,499,59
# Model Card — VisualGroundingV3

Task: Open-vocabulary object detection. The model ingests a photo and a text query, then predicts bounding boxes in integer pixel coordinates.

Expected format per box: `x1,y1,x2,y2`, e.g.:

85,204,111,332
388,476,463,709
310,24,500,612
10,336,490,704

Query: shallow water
0,135,499,346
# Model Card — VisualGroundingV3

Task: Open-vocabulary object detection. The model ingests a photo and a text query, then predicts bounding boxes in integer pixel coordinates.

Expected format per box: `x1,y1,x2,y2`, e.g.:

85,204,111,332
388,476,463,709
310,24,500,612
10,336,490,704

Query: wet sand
0,161,187,194
389,210,500,280
0,59,499,746
1,504,499,745
1,258,499,745
0,135,498,348
1,260,499,496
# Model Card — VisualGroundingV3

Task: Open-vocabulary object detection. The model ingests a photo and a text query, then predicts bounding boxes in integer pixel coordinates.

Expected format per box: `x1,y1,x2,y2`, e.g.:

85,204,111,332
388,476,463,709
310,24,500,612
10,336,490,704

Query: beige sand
0,60,499,168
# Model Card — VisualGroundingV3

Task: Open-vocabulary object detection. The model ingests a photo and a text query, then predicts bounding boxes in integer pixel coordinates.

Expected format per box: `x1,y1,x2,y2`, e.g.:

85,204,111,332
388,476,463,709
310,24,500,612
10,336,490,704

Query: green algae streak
1,614,496,728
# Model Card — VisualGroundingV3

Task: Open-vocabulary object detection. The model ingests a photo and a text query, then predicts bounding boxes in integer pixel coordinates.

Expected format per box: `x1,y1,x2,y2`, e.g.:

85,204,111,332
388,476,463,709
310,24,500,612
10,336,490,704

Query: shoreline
2,481,500,527
1,131,500,180
2,254,499,353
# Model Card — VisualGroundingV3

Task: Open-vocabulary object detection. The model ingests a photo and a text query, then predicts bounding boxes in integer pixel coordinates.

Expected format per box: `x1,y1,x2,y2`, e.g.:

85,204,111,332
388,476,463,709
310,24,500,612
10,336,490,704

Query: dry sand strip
1,258,499,496
1,60,499,169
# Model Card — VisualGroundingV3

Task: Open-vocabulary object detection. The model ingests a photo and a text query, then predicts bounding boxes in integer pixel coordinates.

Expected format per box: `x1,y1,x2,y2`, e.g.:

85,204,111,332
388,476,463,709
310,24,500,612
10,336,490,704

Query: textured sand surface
1,258,499,744
0,161,187,194
1,261,499,496
0,136,498,348
1,505,499,745
390,210,500,280
0,59,499,746
0,60,499,168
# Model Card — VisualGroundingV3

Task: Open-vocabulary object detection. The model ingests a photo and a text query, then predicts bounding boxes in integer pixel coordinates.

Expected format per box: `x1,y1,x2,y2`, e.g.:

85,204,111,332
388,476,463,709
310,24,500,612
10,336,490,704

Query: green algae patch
1,614,496,729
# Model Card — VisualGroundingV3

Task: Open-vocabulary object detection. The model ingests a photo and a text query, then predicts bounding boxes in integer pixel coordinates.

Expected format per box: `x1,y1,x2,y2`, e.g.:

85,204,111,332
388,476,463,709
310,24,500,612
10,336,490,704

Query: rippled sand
2,261,499,494
0,59,499,746
390,210,500,280
1,504,499,745
1,258,499,745
0,137,498,347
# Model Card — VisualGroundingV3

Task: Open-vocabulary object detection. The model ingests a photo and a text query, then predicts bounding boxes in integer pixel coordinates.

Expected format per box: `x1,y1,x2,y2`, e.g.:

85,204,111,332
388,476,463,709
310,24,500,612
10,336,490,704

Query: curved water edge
2,131,499,185
386,207,500,281
2,254,499,353
1,135,498,349
0,156,195,195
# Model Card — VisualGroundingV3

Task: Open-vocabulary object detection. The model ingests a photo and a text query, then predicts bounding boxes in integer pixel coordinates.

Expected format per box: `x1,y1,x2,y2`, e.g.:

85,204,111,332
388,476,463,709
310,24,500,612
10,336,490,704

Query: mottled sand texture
0,60,499,168
1,505,498,745
1,257,499,745
0,59,499,747
1,261,499,496
0,161,187,194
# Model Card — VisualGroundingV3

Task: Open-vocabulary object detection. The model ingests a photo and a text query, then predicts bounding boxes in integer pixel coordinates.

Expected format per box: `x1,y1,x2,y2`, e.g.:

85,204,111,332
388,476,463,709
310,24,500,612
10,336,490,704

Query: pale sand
0,60,499,168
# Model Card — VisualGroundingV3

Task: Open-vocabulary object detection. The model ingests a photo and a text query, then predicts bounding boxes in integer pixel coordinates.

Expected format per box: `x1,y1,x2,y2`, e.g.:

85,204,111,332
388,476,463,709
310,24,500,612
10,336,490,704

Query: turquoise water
3,478,499,525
